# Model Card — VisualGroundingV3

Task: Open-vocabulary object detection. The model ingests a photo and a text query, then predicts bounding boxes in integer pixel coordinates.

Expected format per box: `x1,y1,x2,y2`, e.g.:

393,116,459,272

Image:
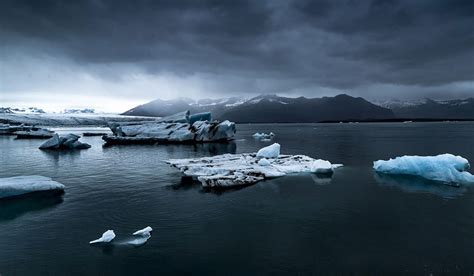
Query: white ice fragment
253,132,275,139
373,154,474,184
89,230,116,244
0,175,65,199
258,158,271,166
310,159,334,174
133,226,153,236
256,143,280,158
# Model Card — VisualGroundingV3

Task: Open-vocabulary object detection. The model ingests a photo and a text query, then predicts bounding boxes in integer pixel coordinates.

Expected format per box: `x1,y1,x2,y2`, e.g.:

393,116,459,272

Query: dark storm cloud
1,0,473,101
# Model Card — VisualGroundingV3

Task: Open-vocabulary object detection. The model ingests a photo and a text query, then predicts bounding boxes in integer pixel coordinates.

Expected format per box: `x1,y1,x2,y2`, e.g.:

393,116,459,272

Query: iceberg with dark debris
166,143,342,188
373,154,474,185
103,110,236,145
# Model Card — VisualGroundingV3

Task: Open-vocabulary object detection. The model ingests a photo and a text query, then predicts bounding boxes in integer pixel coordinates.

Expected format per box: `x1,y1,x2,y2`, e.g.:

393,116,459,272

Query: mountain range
123,94,474,123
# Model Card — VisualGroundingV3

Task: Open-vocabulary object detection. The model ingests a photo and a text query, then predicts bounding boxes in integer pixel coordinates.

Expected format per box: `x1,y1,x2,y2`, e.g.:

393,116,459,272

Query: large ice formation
373,154,474,185
0,175,65,199
103,111,236,145
167,145,342,188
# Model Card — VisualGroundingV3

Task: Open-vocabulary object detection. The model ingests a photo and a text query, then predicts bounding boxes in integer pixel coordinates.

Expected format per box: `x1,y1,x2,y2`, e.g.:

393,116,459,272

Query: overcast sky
1,0,473,112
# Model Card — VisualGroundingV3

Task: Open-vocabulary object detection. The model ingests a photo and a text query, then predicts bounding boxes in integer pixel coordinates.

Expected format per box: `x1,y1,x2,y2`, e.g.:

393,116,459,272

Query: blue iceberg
373,154,474,185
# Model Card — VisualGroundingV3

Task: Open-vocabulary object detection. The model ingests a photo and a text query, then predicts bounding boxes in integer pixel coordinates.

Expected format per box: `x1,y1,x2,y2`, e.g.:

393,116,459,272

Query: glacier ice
167,144,342,188
256,143,280,158
89,230,116,244
0,175,65,199
373,154,474,185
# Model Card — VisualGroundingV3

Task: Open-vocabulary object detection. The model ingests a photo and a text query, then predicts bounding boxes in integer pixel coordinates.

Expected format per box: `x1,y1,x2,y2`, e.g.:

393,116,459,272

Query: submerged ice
373,154,474,185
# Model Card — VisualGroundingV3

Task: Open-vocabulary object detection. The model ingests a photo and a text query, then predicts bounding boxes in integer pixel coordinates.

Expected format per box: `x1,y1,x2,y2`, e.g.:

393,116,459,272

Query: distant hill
387,98,474,119
123,94,395,123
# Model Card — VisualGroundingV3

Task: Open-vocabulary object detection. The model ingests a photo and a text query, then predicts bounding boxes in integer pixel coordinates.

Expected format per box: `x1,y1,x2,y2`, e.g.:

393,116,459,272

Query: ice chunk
310,159,334,174
0,175,65,199
133,226,153,236
39,133,91,150
89,230,116,244
258,158,271,166
126,233,151,246
256,143,280,158
373,154,474,184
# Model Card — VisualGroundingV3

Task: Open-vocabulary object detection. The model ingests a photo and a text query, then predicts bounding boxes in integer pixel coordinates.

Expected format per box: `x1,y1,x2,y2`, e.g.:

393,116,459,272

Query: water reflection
374,172,467,199
311,174,333,185
0,191,64,221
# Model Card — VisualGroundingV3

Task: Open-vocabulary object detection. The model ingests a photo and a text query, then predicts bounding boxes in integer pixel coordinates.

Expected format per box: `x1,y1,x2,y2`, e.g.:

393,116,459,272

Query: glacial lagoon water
1,123,474,275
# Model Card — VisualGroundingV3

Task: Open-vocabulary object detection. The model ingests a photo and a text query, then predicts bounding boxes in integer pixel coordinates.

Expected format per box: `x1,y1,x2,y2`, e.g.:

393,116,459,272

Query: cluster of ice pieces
167,143,342,188
39,134,91,150
89,226,153,246
253,132,275,141
373,154,474,185
0,175,65,199
103,111,236,145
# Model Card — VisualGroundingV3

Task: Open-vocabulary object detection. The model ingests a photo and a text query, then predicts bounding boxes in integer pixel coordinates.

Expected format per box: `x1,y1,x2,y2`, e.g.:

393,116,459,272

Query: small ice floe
373,154,474,185
167,144,342,188
39,133,91,150
133,226,153,236
89,230,116,244
125,226,153,246
0,175,65,199
256,143,280,158
253,132,275,140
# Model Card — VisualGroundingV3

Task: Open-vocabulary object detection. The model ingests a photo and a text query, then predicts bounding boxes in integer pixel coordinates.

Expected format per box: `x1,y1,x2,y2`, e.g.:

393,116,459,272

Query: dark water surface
1,123,474,275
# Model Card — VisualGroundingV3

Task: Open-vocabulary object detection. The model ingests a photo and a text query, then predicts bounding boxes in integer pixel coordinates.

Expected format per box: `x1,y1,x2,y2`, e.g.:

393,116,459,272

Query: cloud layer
1,0,473,111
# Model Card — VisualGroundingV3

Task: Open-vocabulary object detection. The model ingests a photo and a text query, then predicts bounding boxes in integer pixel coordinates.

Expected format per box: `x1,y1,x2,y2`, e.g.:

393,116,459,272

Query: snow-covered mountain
123,94,395,122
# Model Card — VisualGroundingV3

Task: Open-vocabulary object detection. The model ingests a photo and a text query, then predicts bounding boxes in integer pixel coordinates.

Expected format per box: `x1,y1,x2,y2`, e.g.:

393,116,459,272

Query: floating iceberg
253,132,275,140
0,175,65,199
103,111,236,145
256,143,280,158
133,226,153,236
167,145,342,188
39,134,91,150
89,230,116,244
15,128,54,139
373,154,474,185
